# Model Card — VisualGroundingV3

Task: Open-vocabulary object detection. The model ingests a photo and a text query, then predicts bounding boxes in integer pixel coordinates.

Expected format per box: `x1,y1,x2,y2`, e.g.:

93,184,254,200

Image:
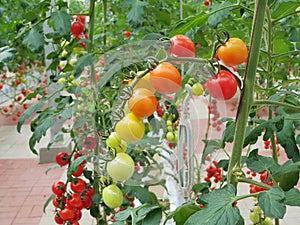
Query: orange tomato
128,88,157,118
150,62,181,94
217,38,248,67
115,112,145,143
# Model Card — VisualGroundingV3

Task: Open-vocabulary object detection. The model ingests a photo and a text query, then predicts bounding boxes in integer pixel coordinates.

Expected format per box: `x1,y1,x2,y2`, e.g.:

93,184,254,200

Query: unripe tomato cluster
249,204,273,225
52,151,94,225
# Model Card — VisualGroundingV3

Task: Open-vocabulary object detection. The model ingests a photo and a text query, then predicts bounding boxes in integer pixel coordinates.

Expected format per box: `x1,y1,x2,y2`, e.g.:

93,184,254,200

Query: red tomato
205,70,237,100
52,195,66,208
72,164,84,177
169,35,195,60
56,152,70,166
123,30,131,38
59,206,75,221
67,193,83,208
52,181,66,196
150,62,182,94
81,192,92,208
128,88,157,117
70,178,86,193
54,214,64,224
217,38,248,67
70,21,84,36
77,15,85,24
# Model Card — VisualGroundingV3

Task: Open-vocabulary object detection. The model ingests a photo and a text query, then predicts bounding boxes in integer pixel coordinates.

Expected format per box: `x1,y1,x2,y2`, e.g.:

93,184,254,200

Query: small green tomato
192,82,204,96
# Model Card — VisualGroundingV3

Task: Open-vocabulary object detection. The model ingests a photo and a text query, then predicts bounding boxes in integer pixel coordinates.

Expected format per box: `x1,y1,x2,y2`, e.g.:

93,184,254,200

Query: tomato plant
70,21,84,36
205,70,238,100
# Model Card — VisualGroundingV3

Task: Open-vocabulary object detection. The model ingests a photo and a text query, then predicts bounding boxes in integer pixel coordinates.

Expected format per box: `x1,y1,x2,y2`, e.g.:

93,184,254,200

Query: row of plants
1,0,300,224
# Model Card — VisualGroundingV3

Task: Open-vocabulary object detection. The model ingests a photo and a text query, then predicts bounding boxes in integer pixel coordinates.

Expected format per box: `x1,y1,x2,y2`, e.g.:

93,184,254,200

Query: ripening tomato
128,88,157,118
205,70,237,100
106,152,135,181
169,35,195,59
150,62,181,94
70,21,84,36
217,38,248,67
102,184,123,208
115,112,145,143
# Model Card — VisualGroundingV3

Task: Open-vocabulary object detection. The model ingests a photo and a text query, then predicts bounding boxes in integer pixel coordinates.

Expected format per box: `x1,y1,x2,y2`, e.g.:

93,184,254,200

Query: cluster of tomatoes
70,15,88,48
52,151,95,225
249,204,273,225
0,63,47,121
205,37,248,101
263,135,281,157
246,170,274,194
203,160,223,186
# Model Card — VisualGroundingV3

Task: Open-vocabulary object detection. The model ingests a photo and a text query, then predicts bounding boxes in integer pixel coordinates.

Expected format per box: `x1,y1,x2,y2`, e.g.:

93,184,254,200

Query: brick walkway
0,158,64,225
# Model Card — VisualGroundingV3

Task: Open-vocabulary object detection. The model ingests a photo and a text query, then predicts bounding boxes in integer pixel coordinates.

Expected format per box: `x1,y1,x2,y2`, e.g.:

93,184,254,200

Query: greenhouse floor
0,123,299,225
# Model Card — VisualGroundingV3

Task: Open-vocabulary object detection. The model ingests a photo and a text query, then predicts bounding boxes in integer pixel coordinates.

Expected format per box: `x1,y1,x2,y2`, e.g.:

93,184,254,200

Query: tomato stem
227,0,268,187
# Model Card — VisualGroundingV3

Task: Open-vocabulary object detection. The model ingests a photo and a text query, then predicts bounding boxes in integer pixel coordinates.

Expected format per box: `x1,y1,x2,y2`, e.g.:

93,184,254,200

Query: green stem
254,100,300,113
265,7,278,164
227,0,267,187
237,176,272,190
102,0,107,45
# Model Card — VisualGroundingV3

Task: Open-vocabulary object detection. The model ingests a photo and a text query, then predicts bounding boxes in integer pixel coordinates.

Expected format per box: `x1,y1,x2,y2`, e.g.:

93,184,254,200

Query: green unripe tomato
296,6,300,17
57,77,66,85
106,132,121,148
102,184,123,208
261,217,273,225
192,82,204,96
249,212,260,224
167,125,173,132
253,205,262,215
106,153,135,181
166,131,175,142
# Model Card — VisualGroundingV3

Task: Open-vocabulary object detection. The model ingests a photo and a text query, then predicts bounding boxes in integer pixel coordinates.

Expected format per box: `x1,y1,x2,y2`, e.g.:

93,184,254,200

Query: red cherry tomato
59,206,75,221
70,21,84,36
54,214,64,224
67,193,83,208
52,181,66,196
205,70,237,100
123,30,131,38
217,38,248,67
70,178,86,193
169,35,195,59
55,152,70,166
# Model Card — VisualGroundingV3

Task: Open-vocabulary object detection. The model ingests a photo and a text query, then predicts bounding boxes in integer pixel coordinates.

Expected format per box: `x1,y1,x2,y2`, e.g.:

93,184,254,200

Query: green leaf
284,188,300,206
277,120,300,162
61,106,76,119
115,208,132,221
208,2,233,28
170,202,200,225
47,132,63,149
258,187,286,219
74,54,95,78
43,194,54,213
273,160,300,191
23,28,44,52
243,116,284,147
273,39,290,54
67,155,89,178
49,11,71,36
0,46,16,63
135,205,161,223
122,0,149,28
246,149,279,173
222,121,235,143
184,185,241,225
271,1,300,21
17,100,45,133
125,186,158,205
140,207,162,225
170,15,209,37
201,139,224,163
289,27,300,43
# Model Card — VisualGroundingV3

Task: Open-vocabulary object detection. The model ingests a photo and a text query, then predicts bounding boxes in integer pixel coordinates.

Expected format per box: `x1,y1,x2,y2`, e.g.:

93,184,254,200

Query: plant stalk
227,0,267,187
